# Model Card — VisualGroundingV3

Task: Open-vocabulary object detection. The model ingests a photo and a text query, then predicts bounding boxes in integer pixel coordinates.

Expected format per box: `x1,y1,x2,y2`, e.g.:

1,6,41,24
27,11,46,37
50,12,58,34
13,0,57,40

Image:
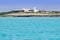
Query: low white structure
22,8,30,12
21,7,39,12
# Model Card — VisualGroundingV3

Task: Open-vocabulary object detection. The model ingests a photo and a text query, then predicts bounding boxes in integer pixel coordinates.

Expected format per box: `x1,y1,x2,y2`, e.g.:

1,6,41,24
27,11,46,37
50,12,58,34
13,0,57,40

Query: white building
21,7,39,12
21,8,30,12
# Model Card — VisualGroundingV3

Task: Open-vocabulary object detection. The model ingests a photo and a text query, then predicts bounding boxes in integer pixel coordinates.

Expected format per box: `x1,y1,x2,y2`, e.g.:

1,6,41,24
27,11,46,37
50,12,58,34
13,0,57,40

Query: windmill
33,6,39,12
33,0,39,12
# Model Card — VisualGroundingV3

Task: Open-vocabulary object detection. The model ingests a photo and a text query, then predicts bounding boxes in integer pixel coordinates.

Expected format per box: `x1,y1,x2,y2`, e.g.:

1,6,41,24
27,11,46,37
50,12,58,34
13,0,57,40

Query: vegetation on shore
0,10,60,17
0,10,20,16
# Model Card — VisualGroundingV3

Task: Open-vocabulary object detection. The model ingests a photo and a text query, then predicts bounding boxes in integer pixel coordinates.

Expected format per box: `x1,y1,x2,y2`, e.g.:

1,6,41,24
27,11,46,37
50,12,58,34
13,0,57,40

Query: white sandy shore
6,13,60,16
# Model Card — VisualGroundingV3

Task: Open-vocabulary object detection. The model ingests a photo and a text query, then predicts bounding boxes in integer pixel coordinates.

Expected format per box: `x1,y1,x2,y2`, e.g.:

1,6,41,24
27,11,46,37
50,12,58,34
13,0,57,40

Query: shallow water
0,17,60,40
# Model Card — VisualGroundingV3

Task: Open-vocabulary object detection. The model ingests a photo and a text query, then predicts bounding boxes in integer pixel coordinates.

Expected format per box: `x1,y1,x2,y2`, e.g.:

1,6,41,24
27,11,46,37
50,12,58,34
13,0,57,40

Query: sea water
0,17,60,40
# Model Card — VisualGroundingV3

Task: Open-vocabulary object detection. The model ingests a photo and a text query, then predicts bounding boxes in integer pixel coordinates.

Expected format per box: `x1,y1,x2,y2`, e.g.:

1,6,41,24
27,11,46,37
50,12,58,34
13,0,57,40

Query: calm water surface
0,17,60,40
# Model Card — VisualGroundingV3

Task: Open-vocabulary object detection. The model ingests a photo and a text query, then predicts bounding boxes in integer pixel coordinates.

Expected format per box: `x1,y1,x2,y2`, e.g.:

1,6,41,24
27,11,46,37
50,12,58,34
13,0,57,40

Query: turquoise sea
0,17,60,40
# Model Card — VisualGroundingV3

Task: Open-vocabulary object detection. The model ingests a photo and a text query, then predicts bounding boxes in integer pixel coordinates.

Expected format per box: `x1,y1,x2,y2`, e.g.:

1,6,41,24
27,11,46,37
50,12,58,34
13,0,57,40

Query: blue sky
0,0,60,12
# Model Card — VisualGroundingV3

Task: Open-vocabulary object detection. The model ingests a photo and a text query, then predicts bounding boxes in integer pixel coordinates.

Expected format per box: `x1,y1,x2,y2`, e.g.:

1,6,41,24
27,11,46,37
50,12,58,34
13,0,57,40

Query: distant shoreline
0,10,60,17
